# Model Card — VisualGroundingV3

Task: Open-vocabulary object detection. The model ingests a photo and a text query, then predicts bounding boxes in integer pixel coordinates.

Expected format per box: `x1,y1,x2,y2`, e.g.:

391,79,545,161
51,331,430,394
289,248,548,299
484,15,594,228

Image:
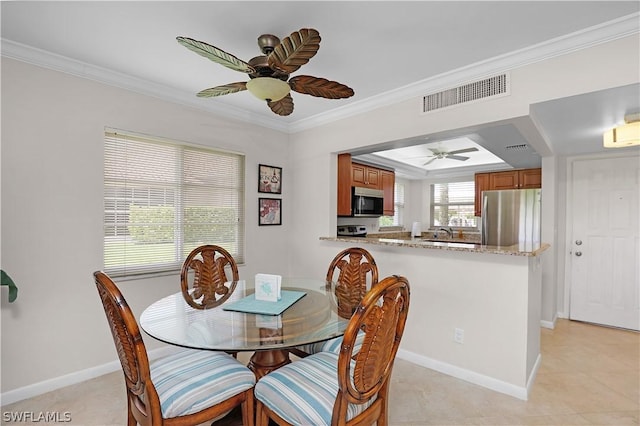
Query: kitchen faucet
439,227,453,238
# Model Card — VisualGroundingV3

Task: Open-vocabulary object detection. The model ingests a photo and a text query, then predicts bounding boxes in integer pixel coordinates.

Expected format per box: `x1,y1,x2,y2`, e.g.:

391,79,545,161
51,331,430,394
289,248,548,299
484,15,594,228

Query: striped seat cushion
150,349,255,418
255,352,374,425
295,329,366,356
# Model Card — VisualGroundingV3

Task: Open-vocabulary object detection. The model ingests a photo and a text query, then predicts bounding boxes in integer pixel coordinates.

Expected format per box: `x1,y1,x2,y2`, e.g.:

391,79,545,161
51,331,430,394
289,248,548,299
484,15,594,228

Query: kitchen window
431,181,477,228
379,182,405,228
103,130,245,278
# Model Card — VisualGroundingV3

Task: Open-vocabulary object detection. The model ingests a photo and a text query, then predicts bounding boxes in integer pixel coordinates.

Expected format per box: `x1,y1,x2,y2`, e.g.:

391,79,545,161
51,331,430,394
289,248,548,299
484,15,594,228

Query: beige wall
289,35,638,307
0,58,290,393
1,34,638,401
285,35,638,395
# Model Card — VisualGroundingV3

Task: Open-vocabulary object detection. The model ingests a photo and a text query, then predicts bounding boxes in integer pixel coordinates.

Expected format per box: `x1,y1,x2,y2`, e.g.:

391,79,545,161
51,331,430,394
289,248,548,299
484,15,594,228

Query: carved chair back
327,247,379,318
94,271,163,425
335,275,410,425
180,245,239,309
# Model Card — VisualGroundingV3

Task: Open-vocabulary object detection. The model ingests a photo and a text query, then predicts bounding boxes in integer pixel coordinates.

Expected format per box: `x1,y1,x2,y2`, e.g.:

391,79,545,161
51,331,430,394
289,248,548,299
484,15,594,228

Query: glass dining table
139,277,350,378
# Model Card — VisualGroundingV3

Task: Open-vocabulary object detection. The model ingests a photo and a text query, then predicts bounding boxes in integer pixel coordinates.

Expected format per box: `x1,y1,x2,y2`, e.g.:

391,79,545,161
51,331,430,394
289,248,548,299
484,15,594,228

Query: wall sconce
603,112,640,148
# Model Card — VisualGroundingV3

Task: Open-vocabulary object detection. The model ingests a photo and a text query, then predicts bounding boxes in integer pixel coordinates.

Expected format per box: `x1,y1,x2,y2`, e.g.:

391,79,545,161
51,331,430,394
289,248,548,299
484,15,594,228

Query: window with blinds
431,181,477,228
104,130,245,277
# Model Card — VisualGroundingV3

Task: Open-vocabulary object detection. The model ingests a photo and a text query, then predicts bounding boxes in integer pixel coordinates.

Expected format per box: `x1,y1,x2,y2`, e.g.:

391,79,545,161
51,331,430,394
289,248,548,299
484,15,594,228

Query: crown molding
0,39,290,133
2,12,637,134
289,12,640,133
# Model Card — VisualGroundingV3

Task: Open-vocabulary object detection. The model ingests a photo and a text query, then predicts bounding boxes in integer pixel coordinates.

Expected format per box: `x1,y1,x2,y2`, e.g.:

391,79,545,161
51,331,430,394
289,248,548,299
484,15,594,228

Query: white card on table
254,273,281,302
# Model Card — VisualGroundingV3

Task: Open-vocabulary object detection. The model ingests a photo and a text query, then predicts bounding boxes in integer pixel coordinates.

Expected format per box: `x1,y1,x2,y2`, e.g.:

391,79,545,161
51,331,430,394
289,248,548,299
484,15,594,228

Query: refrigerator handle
481,193,488,245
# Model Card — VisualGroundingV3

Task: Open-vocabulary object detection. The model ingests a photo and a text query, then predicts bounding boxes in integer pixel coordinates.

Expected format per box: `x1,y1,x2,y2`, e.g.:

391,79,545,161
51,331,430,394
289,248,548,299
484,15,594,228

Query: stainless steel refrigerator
481,189,541,246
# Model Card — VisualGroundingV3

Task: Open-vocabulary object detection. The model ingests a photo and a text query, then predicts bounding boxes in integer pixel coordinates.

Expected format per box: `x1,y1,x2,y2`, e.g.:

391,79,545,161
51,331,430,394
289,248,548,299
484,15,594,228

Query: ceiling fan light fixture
179,28,352,115
246,77,290,102
603,113,640,148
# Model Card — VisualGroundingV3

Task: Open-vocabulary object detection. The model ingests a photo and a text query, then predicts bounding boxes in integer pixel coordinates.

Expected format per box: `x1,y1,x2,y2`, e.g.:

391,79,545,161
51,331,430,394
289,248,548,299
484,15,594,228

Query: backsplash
368,230,481,243
336,217,482,242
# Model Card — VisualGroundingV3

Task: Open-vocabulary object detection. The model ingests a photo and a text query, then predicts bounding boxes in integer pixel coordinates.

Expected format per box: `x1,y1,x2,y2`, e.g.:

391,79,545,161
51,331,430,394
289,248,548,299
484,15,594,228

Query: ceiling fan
176,28,354,116
422,147,479,165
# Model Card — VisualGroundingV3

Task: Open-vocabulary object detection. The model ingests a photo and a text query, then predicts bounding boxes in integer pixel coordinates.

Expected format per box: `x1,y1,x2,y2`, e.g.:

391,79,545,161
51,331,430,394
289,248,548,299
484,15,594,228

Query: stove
337,225,367,237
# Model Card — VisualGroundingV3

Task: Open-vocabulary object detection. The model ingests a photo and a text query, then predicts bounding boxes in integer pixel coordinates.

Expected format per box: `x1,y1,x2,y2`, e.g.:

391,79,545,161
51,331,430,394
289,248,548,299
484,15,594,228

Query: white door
569,155,640,331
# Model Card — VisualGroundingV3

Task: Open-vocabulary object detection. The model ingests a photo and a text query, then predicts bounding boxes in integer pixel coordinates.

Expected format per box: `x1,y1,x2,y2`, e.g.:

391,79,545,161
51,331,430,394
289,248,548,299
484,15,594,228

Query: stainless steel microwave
352,187,384,217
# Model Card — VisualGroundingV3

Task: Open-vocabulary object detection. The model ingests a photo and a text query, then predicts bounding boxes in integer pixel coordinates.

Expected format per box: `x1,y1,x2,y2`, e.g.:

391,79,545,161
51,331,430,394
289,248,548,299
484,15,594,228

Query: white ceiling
2,1,639,178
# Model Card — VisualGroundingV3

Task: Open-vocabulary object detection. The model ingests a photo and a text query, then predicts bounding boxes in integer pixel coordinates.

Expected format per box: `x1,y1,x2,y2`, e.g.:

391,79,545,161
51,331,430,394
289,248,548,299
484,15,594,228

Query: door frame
563,150,640,318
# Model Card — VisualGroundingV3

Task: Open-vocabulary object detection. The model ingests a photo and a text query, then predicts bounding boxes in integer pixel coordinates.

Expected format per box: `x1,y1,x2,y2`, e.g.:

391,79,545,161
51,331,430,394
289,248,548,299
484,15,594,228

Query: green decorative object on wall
1,270,18,303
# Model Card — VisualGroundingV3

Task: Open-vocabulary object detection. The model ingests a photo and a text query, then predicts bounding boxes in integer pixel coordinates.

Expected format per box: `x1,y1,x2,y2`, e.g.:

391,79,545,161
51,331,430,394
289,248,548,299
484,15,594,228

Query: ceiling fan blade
447,155,470,161
447,147,479,155
267,94,294,116
177,36,255,74
289,75,354,99
268,28,321,74
423,157,438,166
196,82,247,98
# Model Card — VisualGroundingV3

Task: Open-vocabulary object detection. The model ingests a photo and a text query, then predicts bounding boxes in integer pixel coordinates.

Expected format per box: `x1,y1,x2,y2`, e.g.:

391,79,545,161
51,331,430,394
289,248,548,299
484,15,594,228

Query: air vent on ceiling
504,143,529,151
422,73,509,113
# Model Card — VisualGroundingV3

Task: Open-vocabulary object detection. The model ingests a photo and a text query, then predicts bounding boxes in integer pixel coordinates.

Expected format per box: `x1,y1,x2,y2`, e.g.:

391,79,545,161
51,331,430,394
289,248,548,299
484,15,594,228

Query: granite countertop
320,234,550,257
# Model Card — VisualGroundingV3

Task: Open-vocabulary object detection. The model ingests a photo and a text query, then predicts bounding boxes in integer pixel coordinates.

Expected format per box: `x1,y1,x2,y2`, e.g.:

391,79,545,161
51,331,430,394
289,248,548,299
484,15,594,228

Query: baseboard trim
396,349,530,400
1,346,180,406
4,346,540,406
526,354,542,397
540,317,557,329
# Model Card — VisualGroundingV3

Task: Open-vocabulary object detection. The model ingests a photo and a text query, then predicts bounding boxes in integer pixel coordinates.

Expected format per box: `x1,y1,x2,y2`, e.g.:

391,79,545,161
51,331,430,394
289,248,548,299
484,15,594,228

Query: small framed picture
259,198,282,226
258,164,282,194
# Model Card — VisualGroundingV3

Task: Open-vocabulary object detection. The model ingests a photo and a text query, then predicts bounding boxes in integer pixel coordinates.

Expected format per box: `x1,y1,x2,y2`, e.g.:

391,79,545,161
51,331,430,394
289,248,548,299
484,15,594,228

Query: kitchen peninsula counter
319,232,549,401
319,235,550,257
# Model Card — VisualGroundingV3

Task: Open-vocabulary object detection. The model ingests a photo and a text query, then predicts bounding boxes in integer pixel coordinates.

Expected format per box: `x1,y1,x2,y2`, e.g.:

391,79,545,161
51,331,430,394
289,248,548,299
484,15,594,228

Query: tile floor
2,319,638,425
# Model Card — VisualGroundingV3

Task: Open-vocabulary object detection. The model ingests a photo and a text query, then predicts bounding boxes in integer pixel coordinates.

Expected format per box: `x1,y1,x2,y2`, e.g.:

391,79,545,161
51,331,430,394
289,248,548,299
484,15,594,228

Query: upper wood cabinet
475,168,541,216
489,168,541,190
474,172,490,216
337,153,395,216
489,170,519,190
351,163,381,189
337,154,353,216
519,168,542,188
381,170,395,216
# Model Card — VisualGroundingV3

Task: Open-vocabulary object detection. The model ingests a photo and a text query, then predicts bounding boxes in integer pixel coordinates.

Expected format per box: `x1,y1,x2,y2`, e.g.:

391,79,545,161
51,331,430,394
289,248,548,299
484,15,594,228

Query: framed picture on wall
259,198,282,226
258,164,282,194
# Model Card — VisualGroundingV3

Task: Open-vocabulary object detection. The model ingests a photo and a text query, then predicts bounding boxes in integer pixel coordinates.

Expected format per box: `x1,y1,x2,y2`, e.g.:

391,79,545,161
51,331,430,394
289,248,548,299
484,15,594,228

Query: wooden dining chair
289,247,378,358
94,271,255,426
254,275,410,426
180,245,240,310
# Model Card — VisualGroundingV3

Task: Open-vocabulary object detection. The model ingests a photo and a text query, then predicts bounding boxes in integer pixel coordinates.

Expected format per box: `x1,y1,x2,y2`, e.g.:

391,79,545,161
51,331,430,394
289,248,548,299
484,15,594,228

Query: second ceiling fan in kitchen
422,147,479,165
177,28,354,116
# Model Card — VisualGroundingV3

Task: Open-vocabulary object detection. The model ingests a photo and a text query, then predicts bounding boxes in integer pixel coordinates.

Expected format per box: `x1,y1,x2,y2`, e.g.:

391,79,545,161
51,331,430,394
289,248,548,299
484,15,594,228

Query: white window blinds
431,181,477,228
104,130,245,277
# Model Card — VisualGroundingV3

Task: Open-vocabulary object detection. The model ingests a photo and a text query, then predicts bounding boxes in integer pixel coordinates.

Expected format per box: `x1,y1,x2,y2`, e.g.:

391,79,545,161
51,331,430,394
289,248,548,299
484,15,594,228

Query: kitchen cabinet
489,168,541,190
337,153,353,216
518,168,542,188
474,172,490,216
337,153,395,216
489,170,519,190
381,170,395,216
475,168,541,216
351,162,380,189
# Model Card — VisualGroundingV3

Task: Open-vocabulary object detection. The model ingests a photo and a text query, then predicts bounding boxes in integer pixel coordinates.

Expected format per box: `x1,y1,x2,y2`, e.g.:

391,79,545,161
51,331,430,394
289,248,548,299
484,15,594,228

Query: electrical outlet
454,328,464,344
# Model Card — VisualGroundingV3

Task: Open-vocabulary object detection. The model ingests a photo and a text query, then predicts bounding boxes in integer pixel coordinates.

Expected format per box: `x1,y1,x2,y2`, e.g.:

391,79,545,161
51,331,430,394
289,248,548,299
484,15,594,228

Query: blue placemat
222,290,306,315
